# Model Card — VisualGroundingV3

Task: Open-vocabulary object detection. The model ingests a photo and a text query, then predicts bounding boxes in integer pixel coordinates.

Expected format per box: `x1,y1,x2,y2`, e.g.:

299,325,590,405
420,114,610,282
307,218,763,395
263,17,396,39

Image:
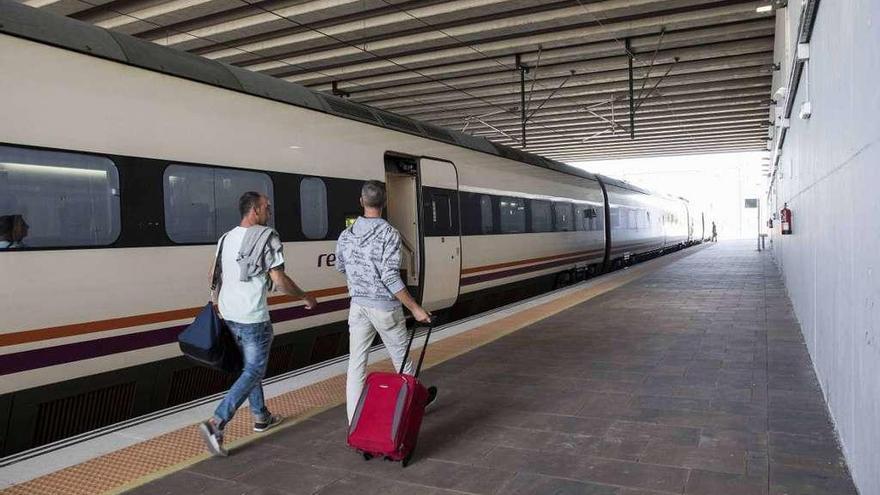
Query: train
0,0,709,456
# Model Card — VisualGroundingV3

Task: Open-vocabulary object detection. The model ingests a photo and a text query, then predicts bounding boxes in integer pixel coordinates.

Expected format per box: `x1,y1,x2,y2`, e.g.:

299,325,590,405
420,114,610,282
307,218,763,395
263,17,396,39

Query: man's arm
382,231,431,323
269,266,318,309
393,288,431,323
263,231,316,309
334,237,346,274
379,230,406,295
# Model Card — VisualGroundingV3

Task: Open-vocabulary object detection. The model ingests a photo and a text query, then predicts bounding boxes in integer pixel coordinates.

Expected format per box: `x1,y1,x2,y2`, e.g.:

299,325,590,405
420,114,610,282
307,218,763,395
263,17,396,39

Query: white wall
768,2,880,494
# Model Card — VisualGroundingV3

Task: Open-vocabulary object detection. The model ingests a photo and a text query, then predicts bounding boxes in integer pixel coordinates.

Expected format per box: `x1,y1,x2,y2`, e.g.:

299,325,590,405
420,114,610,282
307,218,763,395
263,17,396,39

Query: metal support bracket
634,57,678,112
581,96,629,143
516,53,529,148
625,39,635,139
526,70,574,122
462,109,519,142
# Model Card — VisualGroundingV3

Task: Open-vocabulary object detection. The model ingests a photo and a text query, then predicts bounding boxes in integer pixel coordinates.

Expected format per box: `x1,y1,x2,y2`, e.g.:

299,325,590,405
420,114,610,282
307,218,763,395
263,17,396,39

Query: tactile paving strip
0,249,697,495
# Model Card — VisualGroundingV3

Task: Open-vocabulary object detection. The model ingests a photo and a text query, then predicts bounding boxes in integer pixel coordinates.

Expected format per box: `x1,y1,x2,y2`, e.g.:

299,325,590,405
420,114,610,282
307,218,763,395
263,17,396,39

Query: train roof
593,175,651,195
0,0,603,184
596,176,692,205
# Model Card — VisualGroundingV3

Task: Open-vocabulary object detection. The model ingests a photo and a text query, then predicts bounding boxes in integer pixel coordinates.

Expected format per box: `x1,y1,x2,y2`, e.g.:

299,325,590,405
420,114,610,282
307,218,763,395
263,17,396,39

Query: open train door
418,157,461,311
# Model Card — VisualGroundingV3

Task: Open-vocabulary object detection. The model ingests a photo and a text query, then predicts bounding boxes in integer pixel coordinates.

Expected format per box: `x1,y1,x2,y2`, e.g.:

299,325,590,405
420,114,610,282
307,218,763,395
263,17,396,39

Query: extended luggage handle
400,319,433,378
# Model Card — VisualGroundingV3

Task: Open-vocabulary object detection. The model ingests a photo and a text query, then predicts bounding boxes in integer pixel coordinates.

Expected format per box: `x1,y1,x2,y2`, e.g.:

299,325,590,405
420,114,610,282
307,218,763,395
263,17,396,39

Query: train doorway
384,154,422,299
383,153,461,312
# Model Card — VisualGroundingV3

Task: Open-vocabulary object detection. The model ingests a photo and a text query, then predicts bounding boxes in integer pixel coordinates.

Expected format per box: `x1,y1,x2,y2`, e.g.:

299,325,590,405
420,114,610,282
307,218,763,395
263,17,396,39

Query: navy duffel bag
178,302,243,373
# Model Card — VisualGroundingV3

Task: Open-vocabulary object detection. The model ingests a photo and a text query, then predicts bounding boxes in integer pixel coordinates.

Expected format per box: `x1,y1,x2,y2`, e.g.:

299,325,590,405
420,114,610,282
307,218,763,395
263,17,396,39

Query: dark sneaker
199,420,227,457
426,386,438,409
254,414,284,432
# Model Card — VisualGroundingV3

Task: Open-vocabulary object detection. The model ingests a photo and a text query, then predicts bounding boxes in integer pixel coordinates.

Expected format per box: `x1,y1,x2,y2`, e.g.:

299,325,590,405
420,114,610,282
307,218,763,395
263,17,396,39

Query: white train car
0,0,697,456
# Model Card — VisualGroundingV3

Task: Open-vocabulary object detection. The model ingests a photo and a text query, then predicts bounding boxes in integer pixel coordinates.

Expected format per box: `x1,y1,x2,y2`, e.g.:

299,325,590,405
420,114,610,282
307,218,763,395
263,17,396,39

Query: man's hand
393,288,432,323
412,306,432,323
303,294,318,310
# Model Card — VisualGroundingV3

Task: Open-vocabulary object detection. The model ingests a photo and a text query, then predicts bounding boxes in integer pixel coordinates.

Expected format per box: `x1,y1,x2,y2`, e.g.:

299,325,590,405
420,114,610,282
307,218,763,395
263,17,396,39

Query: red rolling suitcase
347,323,433,467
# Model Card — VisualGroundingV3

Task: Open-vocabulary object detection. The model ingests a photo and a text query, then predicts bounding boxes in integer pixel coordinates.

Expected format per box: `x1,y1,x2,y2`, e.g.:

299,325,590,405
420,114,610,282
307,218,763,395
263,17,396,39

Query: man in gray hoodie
336,180,436,424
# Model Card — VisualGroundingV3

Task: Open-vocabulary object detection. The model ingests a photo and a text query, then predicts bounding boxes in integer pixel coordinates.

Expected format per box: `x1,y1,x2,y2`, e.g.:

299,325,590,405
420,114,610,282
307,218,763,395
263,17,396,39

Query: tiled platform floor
126,241,857,495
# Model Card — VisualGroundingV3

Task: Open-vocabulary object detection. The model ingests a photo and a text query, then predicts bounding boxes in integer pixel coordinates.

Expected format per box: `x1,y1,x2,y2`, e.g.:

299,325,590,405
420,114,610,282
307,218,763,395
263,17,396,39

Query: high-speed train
0,0,709,456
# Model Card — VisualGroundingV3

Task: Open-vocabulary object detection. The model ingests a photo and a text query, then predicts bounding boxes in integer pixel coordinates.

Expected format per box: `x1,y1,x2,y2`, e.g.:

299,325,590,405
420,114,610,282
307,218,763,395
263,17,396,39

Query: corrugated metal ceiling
20,0,776,162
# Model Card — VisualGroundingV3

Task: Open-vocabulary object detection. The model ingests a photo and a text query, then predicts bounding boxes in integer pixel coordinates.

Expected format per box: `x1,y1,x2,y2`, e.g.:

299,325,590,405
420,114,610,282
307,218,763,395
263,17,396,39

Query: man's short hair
361,180,386,208
239,191,264,218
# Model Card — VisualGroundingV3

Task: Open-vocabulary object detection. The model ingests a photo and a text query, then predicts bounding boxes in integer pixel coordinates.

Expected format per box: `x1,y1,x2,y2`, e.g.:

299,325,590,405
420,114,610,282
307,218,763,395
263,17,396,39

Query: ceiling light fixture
756,5,773,13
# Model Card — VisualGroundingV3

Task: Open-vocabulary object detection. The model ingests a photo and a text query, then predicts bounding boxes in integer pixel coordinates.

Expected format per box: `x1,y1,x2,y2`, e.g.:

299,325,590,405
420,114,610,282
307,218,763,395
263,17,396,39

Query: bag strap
399,319,433,378
210,233,230,296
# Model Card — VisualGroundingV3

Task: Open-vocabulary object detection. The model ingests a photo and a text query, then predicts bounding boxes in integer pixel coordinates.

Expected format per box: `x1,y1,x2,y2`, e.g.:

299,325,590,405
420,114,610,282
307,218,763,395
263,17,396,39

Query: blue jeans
213,320,273,429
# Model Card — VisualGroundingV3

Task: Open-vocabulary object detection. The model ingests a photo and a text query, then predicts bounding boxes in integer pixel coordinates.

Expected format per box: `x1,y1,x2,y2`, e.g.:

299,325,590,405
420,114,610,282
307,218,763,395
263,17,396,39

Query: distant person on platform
199,192,318,457
711,221,718,242
0,214,29,249
335,181,437,425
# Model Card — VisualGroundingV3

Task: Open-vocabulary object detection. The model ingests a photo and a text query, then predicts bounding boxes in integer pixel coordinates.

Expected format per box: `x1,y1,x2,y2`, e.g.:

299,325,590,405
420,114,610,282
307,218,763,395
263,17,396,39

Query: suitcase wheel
401,452,413,468
361,452,373,461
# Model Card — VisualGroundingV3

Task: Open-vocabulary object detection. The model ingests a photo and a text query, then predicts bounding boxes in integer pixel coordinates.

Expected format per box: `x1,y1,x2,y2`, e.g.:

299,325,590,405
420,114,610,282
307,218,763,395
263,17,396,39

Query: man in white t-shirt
199,192,317,457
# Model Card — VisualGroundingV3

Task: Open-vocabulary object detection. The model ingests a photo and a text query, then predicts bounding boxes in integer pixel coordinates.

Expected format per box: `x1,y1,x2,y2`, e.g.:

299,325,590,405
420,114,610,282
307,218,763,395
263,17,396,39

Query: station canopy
23,0,776,162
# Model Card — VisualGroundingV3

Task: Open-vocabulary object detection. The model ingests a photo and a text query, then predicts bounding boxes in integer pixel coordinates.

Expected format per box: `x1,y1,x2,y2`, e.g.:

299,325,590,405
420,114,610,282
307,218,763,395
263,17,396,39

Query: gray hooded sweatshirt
335,217,405,310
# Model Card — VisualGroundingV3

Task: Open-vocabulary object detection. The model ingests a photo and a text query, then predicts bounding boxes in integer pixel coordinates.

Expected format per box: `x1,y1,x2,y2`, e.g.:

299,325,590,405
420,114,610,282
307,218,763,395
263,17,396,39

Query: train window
431,192,452,229
300,177,329,239
164,165,274,243
480,195,494,234
610,207,621,229
215,168,275,234
580,206,603,232
530,200,552,233
575,208,586,231
554,203,574,231
576,207,591,231
499,197,525,233
423,190,455,236
0,145,121,249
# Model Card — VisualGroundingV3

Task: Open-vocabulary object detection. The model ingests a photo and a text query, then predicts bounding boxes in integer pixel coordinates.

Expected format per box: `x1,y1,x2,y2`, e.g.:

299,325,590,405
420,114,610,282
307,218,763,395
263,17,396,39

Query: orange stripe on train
0,286,350,347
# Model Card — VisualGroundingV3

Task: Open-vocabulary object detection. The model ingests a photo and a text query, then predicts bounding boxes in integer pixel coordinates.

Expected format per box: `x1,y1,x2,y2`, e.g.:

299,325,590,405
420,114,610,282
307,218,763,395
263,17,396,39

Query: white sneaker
199,420,228,457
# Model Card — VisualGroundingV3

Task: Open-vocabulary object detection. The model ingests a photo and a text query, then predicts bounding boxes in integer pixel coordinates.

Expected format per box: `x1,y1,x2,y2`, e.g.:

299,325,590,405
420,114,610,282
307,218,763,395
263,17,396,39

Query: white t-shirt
216,227,284,324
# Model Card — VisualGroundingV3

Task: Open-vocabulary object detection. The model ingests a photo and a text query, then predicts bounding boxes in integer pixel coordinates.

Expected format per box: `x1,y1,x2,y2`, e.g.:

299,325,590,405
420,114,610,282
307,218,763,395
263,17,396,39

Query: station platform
0,241,858,495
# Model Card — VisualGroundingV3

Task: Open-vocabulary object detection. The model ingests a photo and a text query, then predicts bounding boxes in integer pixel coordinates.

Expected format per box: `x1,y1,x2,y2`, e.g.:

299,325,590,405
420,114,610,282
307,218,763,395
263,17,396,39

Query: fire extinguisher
780,203,792,235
